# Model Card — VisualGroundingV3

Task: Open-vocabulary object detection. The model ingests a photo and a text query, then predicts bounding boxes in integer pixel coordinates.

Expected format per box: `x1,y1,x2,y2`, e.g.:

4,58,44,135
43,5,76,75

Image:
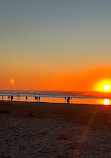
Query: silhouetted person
8,95,10,99
35,96,38,102
8,95,10,100
11,95,13,101
67,97,70,103
65,97,66,102
2,95,3,100
26,96,27,102
39,97,40,101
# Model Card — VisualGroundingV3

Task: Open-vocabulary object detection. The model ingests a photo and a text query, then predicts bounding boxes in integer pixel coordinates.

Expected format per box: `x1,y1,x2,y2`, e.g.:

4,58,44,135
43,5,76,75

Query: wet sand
0,101,111,157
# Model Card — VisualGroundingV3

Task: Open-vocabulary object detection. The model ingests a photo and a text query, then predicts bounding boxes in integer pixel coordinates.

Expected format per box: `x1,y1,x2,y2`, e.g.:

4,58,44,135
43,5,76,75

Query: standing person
39,97,40,101
8,95,10,100
2,95,3,100
67,97,70,103
35,96,38,102
11,95,13,101
67,97,69,103
8,95,10,99
26,96,27,102
69,96,70,102
65,97,66,102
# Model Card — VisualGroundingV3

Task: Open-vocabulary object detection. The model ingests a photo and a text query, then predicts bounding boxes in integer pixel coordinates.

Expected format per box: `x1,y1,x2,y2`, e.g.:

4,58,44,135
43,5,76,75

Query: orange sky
1,1,111,91
1,67,111,91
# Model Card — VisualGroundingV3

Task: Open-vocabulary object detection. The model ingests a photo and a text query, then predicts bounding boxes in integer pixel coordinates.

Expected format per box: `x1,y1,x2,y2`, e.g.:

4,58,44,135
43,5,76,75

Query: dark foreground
0,101,111,158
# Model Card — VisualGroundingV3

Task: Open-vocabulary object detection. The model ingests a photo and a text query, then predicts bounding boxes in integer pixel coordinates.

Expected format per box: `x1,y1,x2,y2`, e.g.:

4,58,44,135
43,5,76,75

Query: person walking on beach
8,95,10,99
26,96,27,102
11,95,13,101
8,95,10,100
67,97,70,103
35,96,38,102
65,97,66,102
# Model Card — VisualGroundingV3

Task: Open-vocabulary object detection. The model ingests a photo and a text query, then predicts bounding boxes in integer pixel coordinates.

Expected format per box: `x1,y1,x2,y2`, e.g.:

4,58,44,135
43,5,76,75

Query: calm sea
0,90,111,105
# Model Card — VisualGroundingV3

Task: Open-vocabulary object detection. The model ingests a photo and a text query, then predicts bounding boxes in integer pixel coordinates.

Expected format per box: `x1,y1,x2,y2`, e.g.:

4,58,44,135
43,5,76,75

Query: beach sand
0,101,111,158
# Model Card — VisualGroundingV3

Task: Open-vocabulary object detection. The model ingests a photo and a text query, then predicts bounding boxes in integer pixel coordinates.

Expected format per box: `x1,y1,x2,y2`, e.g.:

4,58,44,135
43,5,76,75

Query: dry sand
0,101,111,158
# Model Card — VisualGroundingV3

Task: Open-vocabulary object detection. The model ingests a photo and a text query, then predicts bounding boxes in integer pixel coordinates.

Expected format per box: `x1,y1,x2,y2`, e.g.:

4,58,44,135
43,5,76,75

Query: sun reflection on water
104,98,109,106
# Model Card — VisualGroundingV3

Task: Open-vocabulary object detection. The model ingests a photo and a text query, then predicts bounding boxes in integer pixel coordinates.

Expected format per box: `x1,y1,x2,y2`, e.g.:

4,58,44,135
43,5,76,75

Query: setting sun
94,79,111,92
104,85,110,91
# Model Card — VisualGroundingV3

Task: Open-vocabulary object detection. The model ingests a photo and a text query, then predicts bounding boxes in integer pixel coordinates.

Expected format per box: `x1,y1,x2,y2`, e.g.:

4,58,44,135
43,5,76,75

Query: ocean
0,90,111,105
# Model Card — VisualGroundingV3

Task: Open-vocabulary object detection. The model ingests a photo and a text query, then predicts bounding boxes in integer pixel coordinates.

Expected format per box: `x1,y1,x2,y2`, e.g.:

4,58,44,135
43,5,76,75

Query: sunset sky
0,0,111,91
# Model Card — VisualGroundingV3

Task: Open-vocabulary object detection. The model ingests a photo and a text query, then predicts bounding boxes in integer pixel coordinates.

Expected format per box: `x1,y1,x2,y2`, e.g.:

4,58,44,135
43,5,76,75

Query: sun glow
94,79,111,92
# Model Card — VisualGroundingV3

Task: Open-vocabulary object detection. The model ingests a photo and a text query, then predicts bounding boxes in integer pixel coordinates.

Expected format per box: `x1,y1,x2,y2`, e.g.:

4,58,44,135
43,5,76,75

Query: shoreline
0,99,109,106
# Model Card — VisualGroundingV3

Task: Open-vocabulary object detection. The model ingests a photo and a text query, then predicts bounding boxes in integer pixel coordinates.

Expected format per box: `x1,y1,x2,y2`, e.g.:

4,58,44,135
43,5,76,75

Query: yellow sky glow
94,79,111,92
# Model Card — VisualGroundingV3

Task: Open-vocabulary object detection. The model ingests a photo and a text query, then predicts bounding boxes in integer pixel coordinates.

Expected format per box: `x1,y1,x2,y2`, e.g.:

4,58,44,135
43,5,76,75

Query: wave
0,90,110,99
